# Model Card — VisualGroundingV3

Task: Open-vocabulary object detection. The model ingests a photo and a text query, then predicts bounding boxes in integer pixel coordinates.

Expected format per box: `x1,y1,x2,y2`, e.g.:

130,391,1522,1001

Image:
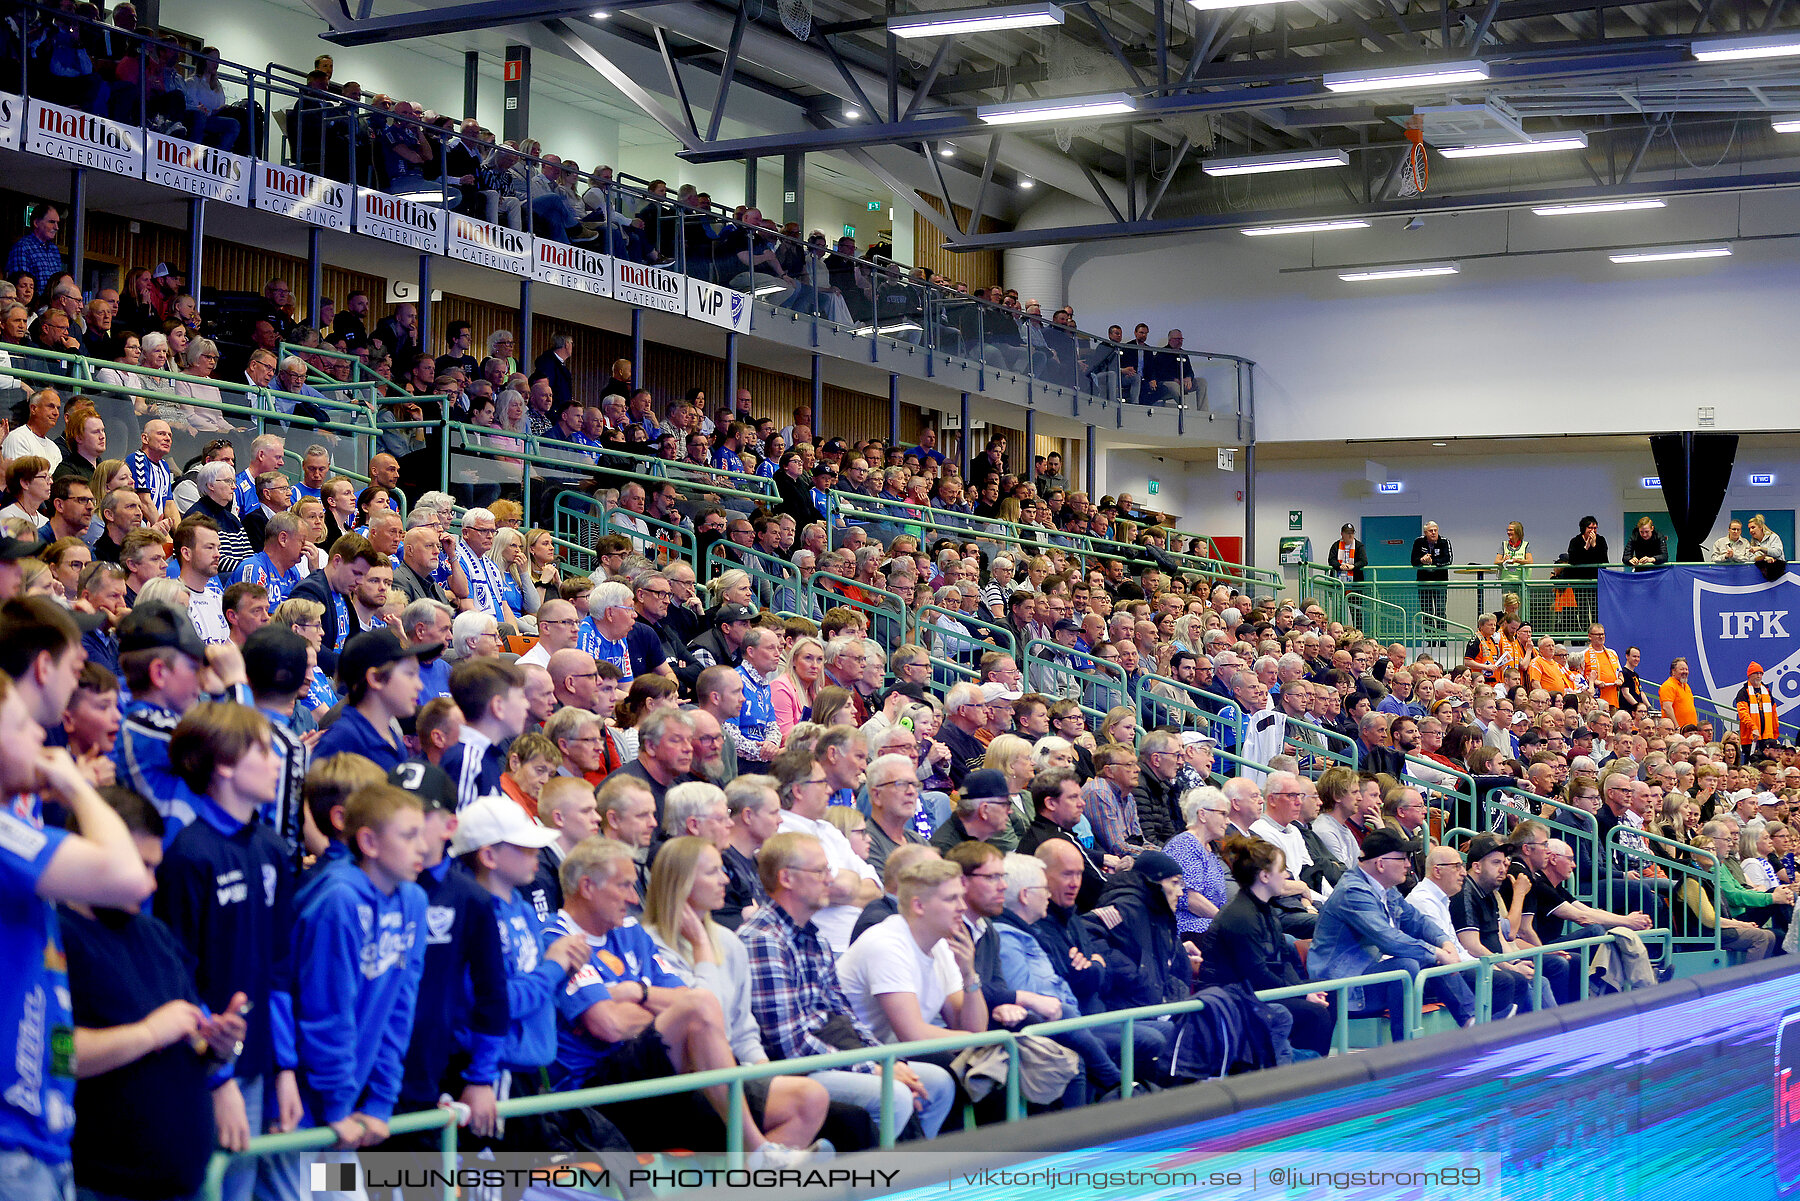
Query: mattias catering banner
1600,564,1800,719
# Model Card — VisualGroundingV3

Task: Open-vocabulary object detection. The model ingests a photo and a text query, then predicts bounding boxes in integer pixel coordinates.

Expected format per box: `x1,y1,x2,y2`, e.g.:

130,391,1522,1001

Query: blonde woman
526,527,562,595
641,836,830,1152
708,568,753,612
174,337,235,432
771,635,826,736
1496,521,1532,586
1098,705,1137,749
823,807,871,863
981,732,1036,851
488,526,542,624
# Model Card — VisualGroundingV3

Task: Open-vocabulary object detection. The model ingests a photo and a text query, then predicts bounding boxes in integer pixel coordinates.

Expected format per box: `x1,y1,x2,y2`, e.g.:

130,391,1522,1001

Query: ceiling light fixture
1691,32,1800,61
752,283,789,296
889,2,1064,38
938,142,955,156
1241,219,1371,236
589,8,609,16
1323,60,1489,93
1188,0,1286,9
1439,133,1588,158
1338,262,1460,282
844,108,861,121
1531,198,1665,215
856,321,926,336
1773,116,1800,133
1609,244,1732,264
977,92,1137,125
1019,177,1035,188
1203,148,1350,176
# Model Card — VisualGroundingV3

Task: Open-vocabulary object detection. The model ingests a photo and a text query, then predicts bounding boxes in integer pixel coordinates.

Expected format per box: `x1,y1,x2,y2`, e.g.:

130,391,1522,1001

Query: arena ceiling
310,0,1800,249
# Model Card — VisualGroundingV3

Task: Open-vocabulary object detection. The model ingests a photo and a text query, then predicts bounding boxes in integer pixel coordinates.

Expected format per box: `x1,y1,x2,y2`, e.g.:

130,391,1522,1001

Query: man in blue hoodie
291,782,428,1193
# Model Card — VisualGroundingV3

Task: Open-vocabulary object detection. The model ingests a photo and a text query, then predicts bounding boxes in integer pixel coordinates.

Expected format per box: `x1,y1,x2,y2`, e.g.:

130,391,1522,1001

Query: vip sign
613,261,685,314
533,239,611,298
25,99,142,177
0,92,22,152
253,163,351,231
144,132,250,206
447,214,532,275
686,278,750,333
355,187,446,254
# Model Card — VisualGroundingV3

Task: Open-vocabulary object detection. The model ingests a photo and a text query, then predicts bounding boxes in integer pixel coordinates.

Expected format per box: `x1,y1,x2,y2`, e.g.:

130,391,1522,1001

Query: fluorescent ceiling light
1692,32,1800,61
939,143,955,156
977,92,1137,125
590,8,609,16
1324,60,1488,93
1241,219,1371,236
1774,116,1800,133
1338,262,1460,282
890,2,1063,38
1202,148,1349,176
1439,133,1588,158
1188,0,1285,9
1609,244,1732,263
844,108,861,121
1532,197,1664,215
1019,177,1035,188
752,283,788,296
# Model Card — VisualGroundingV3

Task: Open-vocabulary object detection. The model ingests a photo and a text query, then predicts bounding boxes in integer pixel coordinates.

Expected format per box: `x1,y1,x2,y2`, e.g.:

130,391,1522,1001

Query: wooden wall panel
6,189,927,437
913,196,1003,293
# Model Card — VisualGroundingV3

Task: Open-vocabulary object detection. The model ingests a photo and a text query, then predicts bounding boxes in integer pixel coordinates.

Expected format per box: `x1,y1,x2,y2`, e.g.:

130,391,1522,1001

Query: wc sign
686,278,751,333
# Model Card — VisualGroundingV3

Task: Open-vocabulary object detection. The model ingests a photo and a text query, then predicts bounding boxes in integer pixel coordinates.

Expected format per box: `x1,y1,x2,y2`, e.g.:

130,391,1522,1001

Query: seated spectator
1199,837,1333,1058
547,836,824,1162
837,857,988,1044
1082,850,1194,1013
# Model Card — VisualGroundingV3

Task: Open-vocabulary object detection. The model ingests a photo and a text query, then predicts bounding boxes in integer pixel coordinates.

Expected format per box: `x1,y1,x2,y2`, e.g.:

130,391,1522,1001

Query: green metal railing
1021,637,1129,726
1408,928,1673,1035
1600,825,1726,970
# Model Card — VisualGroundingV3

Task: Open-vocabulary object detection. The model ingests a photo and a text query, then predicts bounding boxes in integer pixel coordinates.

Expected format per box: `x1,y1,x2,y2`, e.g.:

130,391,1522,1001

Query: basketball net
1396,117,1429,198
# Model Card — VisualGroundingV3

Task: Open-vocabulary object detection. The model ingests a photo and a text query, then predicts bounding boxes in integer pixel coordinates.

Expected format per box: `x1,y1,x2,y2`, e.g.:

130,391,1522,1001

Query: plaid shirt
1081,775,1148,857
5,234,63,284
739,899,879,1071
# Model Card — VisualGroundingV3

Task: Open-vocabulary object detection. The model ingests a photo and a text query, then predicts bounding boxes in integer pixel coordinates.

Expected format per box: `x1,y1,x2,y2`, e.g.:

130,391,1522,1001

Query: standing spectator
5,203,64,283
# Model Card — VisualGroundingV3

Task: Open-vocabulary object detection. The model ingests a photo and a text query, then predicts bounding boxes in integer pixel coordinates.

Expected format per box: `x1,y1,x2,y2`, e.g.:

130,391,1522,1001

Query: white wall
1068,189,1800,443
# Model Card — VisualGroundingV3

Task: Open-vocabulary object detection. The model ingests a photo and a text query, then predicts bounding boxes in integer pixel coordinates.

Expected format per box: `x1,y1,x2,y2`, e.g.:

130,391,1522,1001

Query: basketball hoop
1396,117,1429,198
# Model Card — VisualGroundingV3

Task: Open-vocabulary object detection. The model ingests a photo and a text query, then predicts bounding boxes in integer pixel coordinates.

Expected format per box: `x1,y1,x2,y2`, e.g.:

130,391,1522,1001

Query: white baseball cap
449,794,562,857
981,682,1023,703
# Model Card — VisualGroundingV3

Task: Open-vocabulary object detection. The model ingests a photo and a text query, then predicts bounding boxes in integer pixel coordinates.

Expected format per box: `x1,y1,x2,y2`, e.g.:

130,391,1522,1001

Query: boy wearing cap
441,659,529,812
453,795,590,1131
114,602,210,837
390,761,511,1146
312,630,432,772
244,627,313,867
156,702,300,1201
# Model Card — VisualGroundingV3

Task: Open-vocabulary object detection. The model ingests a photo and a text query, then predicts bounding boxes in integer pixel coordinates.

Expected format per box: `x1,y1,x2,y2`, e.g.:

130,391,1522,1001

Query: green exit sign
867,200,883,211
843,224,856,237
1146,480,1159,496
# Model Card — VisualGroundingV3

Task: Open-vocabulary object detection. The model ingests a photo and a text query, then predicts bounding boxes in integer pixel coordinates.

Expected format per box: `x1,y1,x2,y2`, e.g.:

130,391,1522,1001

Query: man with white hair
938,681,990,789
577,579,671,686
235,433,286,514
455,506,515,625
451,609,500,660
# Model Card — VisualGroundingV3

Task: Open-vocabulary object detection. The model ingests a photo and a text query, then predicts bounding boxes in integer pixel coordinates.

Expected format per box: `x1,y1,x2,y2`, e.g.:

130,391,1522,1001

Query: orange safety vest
1470,633,1504,681
1583,646,1621,706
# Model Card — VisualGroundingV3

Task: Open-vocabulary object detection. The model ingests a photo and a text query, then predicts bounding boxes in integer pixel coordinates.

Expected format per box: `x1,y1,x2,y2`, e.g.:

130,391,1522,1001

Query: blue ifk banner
1599,564,1800,721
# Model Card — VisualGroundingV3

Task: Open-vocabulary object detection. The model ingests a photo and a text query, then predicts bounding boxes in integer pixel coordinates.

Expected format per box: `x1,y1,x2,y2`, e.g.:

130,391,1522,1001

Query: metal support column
502,44,530,142
1085,424,1096,495
960,393,972,478
1025,407,1036,470
745,156,758,209
1244,439,1257,568
725,333,739,409
888,374,900,448
187,198,206,304
810,354,823,436
68,169,86,284
417,255,432,348
463,50,480,119
782,154,805,229
518,278,533,366
306,227,322,327
631,308,644,387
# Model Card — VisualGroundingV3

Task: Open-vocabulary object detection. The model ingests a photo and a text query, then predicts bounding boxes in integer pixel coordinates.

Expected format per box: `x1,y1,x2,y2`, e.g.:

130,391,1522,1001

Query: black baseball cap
960,768,1012,803
715,603,758,626
389,759,456,813
1359,827,1412,860
336,629,437,691
244,626,310,695
823,438,848,453
812,462,838,477
1465,833,1515,863
0,536,41,563
117,601,206,661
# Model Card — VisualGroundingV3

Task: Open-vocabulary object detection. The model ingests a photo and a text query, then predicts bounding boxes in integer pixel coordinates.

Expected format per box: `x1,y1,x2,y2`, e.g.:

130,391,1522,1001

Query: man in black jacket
530,333,575,409
1132,730,1184,847
1016,770,1104,912
288,531,381,675
1411,520,1452,619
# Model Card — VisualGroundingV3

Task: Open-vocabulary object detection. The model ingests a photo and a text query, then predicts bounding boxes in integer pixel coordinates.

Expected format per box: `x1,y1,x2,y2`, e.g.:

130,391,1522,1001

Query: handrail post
440,1114,457,1201
1003,1036,1022,1122
1119,1016,1136,1091
879,1055,897,1147
727,1078,745,1166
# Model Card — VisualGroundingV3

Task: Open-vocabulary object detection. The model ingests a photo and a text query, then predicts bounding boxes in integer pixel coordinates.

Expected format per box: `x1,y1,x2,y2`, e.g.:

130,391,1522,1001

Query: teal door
1732,509,1794,561
1361,515,1423,639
